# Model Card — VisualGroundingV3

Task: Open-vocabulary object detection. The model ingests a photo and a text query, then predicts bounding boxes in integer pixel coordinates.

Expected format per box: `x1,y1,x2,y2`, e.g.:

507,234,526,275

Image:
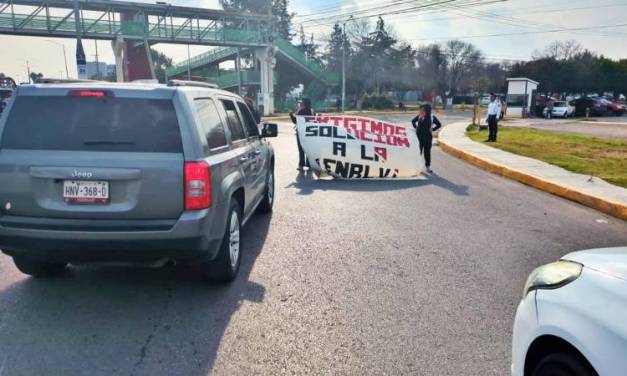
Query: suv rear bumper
0,206,227,263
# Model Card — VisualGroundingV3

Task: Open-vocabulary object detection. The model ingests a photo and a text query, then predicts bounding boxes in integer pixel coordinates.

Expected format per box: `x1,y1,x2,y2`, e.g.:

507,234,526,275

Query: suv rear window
1,95,182,153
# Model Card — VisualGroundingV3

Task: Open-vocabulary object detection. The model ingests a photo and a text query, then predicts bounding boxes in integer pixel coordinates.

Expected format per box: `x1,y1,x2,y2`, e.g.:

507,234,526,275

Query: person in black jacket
411,104,442,173
289,98,314,170
244,97,261,124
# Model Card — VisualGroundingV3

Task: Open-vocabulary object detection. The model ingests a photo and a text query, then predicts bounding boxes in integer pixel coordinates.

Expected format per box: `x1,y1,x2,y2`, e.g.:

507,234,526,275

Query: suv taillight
184,161,211,210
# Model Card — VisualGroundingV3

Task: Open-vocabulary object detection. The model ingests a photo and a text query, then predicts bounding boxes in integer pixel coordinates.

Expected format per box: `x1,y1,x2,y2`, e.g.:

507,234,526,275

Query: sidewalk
439,121,627,220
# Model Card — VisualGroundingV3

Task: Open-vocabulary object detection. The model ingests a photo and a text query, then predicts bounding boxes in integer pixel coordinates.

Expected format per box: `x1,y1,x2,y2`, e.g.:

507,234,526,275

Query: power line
299,0,494,25
406,21,627,41
301,0,627,32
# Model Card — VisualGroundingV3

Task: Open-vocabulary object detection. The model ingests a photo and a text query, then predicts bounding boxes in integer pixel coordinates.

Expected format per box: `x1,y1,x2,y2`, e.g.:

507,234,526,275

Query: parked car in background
542,101,575,118
0,79,278,282
512,247,627,376
0,75,16,115
480,95,491,106
601,98,626,116
569,97,609,116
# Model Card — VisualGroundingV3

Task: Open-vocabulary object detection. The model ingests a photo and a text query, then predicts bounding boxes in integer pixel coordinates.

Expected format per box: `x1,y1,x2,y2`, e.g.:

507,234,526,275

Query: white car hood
562,247,627,281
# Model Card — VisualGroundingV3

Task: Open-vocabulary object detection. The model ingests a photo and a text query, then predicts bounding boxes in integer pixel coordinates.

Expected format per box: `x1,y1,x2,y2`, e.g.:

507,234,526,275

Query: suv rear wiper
83,140,136,146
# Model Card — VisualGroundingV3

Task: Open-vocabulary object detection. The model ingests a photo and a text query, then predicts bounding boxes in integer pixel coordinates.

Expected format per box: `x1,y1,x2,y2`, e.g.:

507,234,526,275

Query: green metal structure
166,37,339,109
0,0,339,112
0,0,270,46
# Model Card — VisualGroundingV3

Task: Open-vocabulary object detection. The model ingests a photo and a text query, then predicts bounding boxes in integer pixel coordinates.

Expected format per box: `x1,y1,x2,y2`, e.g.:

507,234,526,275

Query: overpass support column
110,12,155,82
112,37,126,83
256,47,276,115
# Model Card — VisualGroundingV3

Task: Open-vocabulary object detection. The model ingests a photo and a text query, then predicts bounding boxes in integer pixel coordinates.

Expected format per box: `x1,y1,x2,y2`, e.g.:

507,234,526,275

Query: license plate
63,180,109,204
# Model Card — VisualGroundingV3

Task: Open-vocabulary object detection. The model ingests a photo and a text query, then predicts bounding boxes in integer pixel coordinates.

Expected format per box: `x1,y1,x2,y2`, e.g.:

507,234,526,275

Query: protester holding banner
411,104,442,173
290,98,314,170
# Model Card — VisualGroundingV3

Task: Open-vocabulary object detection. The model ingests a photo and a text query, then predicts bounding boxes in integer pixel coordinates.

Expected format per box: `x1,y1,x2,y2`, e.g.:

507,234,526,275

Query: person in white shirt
485,93,501,142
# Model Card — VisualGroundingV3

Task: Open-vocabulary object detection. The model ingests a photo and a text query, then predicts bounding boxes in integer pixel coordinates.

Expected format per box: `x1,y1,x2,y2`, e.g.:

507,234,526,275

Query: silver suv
0,80,277,282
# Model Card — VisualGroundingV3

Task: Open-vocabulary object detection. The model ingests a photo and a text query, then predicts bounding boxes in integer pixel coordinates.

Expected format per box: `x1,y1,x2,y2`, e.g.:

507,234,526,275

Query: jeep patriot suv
0,80,277,282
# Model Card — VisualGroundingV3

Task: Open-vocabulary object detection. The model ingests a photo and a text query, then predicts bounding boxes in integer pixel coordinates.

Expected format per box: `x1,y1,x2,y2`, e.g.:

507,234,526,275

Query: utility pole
73,0,87,79
43,40,69,78
341,25,345,113
341,16,353,113
94,40,100,80
26,60,31,83
236,48,242,96
62,45,69,78
187,44,191,80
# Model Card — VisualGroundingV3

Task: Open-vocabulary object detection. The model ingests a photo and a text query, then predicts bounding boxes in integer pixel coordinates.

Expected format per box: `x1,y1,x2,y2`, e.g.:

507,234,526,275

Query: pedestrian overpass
165,38,339,113
0,0,338,114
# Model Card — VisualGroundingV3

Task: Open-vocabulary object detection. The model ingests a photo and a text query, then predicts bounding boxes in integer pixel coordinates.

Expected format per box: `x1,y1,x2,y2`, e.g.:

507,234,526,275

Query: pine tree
325,23,348,72
220,0,293,40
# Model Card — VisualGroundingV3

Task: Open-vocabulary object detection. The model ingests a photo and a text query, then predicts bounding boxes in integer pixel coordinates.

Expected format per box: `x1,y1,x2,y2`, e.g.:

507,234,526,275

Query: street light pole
62,45,69,78
26,60,31,83
187,44,191,80
43,40,70,78
341,24,345,113
341,16,353,113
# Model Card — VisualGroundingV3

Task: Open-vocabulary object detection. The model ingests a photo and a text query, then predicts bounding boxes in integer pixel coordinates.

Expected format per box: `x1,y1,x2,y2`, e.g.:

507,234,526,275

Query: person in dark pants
412,104,442,173
289,98,314,170
486,93,500,142
244,97,261,124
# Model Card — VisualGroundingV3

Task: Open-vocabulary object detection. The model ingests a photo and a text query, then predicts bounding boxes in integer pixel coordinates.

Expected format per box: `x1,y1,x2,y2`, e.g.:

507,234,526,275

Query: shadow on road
286,170,469,196
0,212,272,376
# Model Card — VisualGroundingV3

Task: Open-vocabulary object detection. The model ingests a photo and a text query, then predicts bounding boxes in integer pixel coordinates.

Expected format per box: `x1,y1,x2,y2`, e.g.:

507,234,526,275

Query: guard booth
506,78,538,117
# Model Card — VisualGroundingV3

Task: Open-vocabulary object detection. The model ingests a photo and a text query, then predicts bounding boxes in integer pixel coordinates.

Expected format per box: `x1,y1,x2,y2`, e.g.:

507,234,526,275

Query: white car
512,247,627,376
542,101,575,118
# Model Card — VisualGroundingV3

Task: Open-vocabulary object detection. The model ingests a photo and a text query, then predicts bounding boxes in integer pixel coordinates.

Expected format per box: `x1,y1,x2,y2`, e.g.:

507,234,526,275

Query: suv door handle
239,156,249,163
254,149,262,156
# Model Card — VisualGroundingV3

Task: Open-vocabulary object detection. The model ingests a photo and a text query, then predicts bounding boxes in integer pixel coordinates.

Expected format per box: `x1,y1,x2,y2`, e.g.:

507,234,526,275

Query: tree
272,0,293,40
532,40,584,61
325,23,348,73
29,72,43,83
511,40,627,97
220,0,293,40
416,43,448,103
296,25,321,64
353,17,411,93
444,40,483,105
150,48,173,83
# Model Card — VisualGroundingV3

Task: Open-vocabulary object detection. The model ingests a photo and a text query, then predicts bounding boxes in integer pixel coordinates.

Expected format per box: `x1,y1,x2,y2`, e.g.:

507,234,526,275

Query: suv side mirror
261,123,278,138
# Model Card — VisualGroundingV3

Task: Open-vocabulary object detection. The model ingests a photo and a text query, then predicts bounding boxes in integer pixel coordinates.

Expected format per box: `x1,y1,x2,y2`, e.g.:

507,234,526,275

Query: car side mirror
261,123,278,138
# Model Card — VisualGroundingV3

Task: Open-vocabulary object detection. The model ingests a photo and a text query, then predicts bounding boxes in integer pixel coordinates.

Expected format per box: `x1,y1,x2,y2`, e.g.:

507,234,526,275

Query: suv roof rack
34,77,101,84
167,79,219,89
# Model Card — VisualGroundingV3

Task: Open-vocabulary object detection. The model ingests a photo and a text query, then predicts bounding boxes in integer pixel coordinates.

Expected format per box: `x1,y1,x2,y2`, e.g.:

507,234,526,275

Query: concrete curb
438,123,627,221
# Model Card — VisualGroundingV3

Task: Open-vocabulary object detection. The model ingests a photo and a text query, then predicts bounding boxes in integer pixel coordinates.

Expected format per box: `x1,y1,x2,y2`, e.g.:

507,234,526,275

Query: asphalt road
1,113,626,376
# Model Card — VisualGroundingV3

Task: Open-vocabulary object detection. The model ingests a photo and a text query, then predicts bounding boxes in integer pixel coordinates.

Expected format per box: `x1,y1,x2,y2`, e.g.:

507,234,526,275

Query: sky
1,0,627,83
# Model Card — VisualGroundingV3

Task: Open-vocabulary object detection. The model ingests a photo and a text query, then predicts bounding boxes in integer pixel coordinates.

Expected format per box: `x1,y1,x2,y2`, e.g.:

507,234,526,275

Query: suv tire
204,200,242,283
13,257,67,277
533,352,596,376
258,166,274,213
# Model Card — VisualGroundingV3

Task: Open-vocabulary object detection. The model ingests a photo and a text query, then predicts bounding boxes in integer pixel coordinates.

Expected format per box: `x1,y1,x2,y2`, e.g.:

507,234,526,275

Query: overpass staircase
166,37,338,101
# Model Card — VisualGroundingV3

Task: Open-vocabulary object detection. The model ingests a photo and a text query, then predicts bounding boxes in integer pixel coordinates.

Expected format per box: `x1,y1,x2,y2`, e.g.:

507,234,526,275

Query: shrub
361,93,394,109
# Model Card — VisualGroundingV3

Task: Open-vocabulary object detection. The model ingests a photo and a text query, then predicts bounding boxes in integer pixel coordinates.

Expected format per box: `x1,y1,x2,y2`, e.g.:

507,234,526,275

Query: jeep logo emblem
72,170,93,179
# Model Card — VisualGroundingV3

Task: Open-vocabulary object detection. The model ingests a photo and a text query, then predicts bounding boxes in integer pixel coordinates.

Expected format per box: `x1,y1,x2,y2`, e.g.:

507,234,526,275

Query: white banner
296,115,425,178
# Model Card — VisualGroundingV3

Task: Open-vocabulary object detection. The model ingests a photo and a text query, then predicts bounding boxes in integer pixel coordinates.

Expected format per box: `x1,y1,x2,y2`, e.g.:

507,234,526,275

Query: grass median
466,125,627,188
